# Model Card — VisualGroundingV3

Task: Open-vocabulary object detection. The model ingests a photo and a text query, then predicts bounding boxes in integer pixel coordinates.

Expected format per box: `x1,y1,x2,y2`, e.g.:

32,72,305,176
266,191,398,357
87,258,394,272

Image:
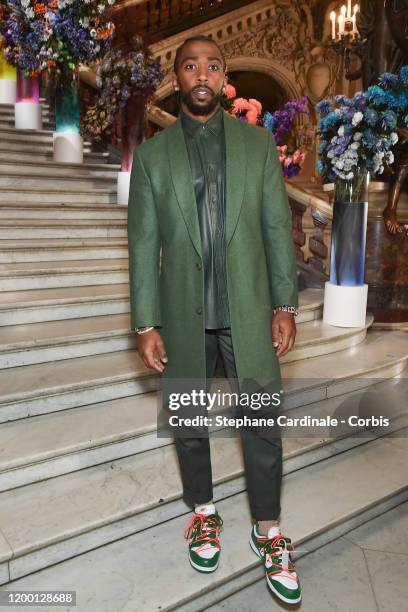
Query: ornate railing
111,0,260,41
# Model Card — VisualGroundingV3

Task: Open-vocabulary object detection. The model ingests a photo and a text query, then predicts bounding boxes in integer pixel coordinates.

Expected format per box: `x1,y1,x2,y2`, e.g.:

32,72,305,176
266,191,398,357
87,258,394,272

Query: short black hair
173,35,226,73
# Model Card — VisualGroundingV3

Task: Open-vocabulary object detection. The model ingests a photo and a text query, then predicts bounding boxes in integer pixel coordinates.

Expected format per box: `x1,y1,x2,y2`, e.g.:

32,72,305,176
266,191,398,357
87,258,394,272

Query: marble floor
208,501,408,612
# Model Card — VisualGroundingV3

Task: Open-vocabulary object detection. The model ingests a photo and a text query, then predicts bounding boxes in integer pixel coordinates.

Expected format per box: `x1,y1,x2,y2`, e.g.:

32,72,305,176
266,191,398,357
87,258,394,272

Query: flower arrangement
222,86,308,179
84,35,164,139
1,0,52,75
1,1,116,79
263,97,309,144
315,66,408,193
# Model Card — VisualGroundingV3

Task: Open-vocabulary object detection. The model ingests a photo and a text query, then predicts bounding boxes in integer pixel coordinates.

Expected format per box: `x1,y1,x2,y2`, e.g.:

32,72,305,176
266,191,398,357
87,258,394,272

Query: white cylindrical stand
15,101,42,130
0,79,17,104
53,132,83,164
117,171,131,205
323,281,368,328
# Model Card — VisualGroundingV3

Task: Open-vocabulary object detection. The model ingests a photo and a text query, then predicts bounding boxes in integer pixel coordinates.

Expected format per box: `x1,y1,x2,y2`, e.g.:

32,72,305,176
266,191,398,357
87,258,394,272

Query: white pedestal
15,101,42,130
0,79,17,104
117,171,131,205
323,281,368,328
53,132,83,164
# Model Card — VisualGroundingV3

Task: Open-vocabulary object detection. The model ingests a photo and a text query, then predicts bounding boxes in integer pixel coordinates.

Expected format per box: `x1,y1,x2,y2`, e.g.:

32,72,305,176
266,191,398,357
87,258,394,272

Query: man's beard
180,86,222,116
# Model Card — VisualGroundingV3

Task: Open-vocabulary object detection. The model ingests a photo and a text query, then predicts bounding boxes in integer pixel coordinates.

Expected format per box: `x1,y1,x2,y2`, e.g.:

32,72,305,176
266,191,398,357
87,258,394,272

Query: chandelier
329,2,365,76
330,2,360,41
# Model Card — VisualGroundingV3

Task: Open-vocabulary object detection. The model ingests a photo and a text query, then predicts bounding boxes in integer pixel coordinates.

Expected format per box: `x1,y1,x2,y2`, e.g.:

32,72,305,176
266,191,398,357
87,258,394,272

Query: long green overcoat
127,110,298,386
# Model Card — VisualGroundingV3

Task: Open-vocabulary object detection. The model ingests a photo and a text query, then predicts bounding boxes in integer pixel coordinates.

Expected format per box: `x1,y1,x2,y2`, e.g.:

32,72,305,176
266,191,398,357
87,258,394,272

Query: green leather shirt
181,107,230,329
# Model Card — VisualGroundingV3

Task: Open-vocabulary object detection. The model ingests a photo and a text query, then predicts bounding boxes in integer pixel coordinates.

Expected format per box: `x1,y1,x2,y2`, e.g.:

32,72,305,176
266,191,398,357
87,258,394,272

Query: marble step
0,204,126,220
0,139,95,155
0,283,130,325
0,120,54,130
0,148,111,164
0,329,406,423
0,188,116,204
0,221,125,241
0,238,128,264
0,368,406,494
0,258,129,290
0,427,406,586
0,285,320,328
8,435,408,608
0,160,120,180
0,174,117,193
0,311,370,369
0,127,90,145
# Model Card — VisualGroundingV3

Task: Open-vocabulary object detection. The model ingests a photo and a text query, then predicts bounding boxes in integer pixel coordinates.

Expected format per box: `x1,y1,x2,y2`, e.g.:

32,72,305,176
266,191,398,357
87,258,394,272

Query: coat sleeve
261,132,298,309
127,148,162,329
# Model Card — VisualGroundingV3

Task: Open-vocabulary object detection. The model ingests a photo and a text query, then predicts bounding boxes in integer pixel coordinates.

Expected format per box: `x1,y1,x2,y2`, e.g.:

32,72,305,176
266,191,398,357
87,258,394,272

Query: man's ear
171,72,179,91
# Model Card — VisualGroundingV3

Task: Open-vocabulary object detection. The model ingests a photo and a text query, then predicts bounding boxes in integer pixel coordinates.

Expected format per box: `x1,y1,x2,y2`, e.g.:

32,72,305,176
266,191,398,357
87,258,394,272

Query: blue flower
393,91,408,111
381,110,398,130
318,140,328,154
400,65,408,86
366,85,388,107
378,72,398,89
263,112,276,132
352,92,367,110
316,99,332,115
362,129,378,150
364,108,379,126
405,114,408,127
335,94,347,105
315,159,326,175
319,111,341,132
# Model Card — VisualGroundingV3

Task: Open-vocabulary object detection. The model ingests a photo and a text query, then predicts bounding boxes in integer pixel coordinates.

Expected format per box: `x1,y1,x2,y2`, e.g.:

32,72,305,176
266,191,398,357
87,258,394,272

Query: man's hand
137,329,168,373
272,311,296,358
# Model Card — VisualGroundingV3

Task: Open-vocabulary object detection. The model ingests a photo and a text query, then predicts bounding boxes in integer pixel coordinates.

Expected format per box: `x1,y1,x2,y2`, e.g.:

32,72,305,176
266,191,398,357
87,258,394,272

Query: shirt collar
180,106,224,138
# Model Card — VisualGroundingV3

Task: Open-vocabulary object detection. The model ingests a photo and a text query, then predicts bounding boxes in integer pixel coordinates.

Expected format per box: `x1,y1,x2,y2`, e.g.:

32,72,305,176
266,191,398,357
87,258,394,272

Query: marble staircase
0,102,407,610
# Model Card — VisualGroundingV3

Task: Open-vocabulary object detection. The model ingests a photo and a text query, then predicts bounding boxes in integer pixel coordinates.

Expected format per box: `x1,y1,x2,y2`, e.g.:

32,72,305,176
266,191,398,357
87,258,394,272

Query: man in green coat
128,35,301,604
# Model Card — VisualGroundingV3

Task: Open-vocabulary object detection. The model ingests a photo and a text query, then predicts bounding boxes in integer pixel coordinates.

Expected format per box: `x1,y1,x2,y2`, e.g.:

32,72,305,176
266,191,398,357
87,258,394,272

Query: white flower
350,142,360,150
346,172,354,179
390,132,398,145
353,132,362,141
98,3,106,13
386,151,394,164
352,112,363,126
338,126,345,136
335,160,344,169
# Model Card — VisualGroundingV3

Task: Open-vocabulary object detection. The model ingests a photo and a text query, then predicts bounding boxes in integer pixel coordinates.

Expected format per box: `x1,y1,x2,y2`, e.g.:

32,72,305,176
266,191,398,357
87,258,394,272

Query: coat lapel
166,111,247,257
224,111,246,245
167,117,202,257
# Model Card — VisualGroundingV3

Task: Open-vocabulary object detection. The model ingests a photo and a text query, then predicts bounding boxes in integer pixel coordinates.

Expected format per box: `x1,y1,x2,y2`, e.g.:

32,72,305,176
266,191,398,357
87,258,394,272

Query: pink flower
232,97,252,112
248,98,262,114
246,110,259,125
224,84,236,99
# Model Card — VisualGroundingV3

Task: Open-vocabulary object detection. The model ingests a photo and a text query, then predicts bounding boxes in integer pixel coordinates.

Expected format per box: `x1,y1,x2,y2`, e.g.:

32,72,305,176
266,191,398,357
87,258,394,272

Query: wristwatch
135,326,155,334
273,305,299,317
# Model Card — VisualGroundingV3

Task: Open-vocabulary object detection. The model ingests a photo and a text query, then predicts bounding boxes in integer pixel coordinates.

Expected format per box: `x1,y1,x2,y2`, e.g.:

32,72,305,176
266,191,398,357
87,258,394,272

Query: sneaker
250,523,301,604
183,511,223,573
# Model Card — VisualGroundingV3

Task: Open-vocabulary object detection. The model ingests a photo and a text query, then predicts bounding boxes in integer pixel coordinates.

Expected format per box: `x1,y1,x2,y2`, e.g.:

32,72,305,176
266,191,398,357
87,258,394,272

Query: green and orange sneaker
250,523,301,604
184,511,223,573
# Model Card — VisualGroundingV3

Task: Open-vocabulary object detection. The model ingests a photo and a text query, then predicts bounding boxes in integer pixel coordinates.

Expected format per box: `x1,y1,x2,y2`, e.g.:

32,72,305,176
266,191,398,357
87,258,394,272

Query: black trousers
174,328,282,520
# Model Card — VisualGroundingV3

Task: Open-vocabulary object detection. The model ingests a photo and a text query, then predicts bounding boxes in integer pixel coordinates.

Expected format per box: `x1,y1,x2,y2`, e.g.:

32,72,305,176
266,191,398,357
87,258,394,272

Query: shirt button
196,307,203,315
196,262,202,270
